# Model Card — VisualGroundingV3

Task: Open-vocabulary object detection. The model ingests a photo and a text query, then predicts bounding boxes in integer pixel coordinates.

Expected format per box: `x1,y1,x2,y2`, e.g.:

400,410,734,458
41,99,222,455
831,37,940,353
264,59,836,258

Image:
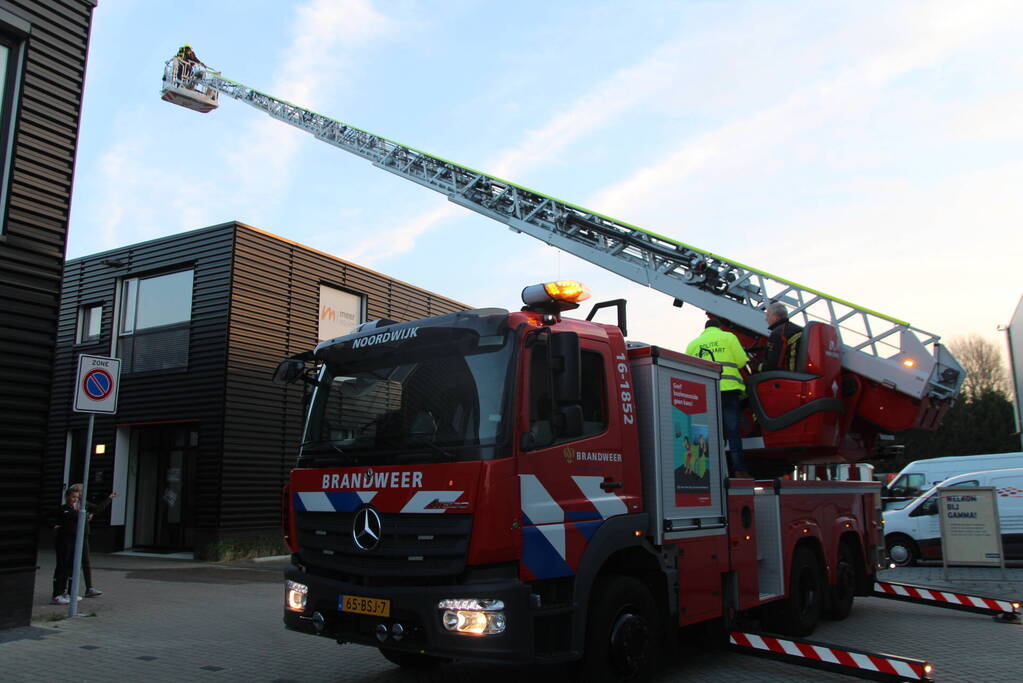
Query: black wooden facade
0,0,95,629
43,222,466,559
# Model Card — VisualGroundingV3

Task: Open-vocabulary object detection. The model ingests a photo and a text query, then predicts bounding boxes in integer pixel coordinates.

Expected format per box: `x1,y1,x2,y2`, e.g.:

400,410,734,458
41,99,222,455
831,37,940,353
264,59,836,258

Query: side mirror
554,404,583,438
521,421,554,451
273,358,306,385
550,331,581,404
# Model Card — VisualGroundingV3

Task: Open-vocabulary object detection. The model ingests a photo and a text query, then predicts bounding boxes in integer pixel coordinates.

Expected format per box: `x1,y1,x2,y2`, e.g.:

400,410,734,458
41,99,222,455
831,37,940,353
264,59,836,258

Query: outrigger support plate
729,630,933,682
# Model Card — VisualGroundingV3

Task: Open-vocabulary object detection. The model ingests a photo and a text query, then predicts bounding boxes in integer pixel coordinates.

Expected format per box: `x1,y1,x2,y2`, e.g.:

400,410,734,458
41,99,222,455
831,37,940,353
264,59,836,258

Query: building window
77,303,103,343
118,270,194,373
0,8,30,225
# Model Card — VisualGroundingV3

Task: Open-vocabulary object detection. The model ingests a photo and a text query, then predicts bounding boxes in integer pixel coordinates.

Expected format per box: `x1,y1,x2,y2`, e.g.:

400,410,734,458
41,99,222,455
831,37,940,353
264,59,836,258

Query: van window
889,473,926,498
910,480,979,517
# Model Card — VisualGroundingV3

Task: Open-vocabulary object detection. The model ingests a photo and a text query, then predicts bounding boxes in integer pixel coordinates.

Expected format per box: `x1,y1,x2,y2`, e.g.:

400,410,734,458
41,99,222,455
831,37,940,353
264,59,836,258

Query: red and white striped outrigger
873,581,1021,620
729,630,933,682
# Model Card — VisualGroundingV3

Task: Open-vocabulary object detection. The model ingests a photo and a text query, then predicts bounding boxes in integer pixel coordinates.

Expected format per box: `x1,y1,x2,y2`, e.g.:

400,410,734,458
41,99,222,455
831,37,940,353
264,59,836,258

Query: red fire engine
163,51,962,681
271,284,886,681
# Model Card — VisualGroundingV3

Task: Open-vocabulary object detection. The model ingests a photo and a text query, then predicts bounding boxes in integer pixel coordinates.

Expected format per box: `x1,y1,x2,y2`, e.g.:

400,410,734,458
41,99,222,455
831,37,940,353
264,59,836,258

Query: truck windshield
300,330,513,465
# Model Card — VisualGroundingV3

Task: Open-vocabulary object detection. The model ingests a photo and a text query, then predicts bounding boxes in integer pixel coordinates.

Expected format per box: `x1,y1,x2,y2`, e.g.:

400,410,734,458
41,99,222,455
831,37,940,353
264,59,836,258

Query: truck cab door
516,335,630,580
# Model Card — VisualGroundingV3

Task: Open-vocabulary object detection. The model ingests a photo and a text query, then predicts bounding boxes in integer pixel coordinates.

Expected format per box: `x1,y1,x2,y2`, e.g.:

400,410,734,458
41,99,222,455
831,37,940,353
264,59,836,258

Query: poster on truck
670,377,711,506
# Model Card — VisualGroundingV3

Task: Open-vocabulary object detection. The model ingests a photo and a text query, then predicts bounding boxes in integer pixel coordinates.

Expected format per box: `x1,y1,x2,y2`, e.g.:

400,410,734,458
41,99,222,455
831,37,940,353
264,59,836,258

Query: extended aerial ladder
161,53,964,444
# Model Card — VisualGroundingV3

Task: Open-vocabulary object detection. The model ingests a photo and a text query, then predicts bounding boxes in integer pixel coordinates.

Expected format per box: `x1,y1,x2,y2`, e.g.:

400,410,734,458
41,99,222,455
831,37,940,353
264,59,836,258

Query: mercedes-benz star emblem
352,506,382,551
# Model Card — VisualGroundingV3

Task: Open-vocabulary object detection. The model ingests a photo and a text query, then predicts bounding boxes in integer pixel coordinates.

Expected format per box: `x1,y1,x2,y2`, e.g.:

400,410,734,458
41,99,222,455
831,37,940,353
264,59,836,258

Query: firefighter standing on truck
686,318,750,478
759,301,803,372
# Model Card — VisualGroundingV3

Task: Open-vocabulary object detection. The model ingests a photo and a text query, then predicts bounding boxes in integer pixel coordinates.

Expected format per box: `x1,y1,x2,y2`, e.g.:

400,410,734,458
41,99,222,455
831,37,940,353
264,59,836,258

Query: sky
68,0,1022,359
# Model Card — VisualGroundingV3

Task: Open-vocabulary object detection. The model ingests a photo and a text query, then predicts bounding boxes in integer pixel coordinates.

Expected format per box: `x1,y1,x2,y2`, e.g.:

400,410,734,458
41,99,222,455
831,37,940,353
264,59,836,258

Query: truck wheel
885,534,918,567
824,543,856,621
378,648,445,669
579,575,660,683
764,547,822,637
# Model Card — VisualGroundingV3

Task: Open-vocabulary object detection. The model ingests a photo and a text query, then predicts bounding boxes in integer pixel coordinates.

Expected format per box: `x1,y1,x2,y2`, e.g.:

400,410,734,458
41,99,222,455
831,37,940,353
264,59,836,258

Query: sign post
68,355,120,616
938,486,1005,581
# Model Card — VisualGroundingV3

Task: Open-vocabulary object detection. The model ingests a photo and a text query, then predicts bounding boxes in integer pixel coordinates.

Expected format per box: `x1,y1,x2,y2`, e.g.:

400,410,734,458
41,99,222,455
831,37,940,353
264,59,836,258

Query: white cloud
222,0,397,214
351,1,1023,266
84,0,400,256
94,132,212,250
592,2,1023,221
344,37,693,265
345,204,460,263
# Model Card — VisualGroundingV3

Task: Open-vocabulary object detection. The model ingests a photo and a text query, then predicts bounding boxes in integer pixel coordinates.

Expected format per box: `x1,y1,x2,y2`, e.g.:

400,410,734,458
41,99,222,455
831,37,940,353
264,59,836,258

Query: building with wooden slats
0,0,96,629
43,222,467,561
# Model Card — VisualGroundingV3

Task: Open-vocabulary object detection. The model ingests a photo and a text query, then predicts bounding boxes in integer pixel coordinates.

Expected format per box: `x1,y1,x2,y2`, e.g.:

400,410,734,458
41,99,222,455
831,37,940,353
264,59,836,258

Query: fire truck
162,52,962,681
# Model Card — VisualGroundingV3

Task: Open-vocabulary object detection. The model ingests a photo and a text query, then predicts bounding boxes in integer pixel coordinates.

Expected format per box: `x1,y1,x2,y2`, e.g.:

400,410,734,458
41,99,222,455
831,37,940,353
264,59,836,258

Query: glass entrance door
132,425,197,551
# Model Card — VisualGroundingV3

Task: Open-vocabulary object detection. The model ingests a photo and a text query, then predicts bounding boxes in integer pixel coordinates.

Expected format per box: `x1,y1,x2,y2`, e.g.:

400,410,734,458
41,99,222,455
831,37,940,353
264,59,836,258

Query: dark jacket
762,318,803,371
53,504,80,546
53,495,112,543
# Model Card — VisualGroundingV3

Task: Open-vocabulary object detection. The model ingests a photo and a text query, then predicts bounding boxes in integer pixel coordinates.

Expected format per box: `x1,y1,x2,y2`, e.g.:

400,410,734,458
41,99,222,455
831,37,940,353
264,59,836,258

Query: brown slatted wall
44,224,236,545
0,0,95,629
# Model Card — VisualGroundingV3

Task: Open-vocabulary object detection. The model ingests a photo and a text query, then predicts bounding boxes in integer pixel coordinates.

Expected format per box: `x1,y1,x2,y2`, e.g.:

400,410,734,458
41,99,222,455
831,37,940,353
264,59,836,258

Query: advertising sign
670,377,712,507
1008,295,1023,448
73,354,121,414
318,285,363,342
938,487,1003,568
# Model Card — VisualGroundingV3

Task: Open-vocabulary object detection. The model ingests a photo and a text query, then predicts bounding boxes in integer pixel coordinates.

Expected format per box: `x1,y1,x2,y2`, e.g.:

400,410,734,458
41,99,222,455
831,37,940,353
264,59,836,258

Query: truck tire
378,648,446,669
764,546,822,637
885,534,919,567
824,543,856,621
579,575,660,683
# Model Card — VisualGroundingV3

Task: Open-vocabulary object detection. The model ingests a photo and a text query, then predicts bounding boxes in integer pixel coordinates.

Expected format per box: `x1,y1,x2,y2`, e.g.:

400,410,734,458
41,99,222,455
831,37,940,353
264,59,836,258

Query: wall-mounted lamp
94,444,106,455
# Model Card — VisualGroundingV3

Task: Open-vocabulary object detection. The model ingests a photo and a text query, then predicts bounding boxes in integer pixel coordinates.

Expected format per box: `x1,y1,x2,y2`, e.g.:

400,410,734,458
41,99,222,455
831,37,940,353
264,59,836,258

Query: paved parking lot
2,553,1020,682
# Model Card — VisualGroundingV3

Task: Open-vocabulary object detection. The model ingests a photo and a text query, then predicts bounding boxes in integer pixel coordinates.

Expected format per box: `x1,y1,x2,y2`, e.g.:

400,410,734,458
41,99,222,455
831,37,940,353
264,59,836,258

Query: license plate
340,594,390,617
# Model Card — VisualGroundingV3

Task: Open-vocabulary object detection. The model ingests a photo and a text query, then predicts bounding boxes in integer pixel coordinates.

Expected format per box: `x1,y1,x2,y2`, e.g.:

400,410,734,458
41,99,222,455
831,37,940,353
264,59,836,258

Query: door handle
600,479,623,492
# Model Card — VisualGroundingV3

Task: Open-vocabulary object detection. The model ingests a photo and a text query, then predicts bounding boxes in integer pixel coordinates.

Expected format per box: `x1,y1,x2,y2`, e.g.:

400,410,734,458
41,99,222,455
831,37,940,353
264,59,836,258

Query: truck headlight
286,580,308,612
437,598,506,635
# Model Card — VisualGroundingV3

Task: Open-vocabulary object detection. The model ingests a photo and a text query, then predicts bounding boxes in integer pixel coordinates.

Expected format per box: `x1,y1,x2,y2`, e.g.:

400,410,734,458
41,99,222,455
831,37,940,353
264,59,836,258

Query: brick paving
1,553,1019,682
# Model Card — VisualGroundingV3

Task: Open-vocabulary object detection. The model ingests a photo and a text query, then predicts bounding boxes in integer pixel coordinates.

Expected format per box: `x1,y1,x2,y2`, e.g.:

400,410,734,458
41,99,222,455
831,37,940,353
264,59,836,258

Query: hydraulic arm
161,53,964,405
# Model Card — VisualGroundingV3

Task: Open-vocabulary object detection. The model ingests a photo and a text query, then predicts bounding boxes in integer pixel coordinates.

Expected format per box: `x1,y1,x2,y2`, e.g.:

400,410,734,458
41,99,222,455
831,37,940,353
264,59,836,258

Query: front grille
296,511,472,578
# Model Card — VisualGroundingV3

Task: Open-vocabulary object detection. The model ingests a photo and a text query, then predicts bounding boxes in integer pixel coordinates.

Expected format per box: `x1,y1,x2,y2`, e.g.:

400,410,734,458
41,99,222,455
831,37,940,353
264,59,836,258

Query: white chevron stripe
297,491,333,512
812,645,840,664
519,474,565,524
571,476,627,519
746,634,768,650
357,491,377,504
890,659,919,679
537,523,567,561
400,491,464,513
848,653,878,671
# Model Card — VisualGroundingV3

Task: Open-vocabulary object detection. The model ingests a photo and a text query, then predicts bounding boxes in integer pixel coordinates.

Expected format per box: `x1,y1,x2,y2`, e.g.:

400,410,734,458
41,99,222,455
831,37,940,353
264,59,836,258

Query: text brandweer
322,472,424,489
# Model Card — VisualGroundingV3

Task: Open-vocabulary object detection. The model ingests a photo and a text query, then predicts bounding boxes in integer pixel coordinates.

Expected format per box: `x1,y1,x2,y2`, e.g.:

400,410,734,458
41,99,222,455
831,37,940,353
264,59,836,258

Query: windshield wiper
402,436,456,461
300,440,346,455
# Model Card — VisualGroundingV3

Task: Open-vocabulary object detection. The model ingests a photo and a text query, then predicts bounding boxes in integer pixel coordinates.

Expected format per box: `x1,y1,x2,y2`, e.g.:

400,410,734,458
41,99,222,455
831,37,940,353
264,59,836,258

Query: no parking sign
73,354,121,414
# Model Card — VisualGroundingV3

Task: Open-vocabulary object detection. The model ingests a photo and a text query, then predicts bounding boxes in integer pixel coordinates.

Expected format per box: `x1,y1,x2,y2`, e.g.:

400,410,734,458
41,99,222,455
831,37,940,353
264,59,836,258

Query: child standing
50,488,80,605
67,483,116,598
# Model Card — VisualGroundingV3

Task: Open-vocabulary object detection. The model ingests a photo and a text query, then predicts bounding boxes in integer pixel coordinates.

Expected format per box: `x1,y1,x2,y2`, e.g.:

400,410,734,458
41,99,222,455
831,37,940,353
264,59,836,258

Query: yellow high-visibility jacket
685,326,748,394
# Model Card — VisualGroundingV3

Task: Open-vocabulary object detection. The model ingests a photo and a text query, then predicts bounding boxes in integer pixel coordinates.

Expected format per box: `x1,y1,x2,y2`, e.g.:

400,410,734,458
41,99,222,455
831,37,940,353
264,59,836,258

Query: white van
883,452,1023,508
883,468,1023,566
